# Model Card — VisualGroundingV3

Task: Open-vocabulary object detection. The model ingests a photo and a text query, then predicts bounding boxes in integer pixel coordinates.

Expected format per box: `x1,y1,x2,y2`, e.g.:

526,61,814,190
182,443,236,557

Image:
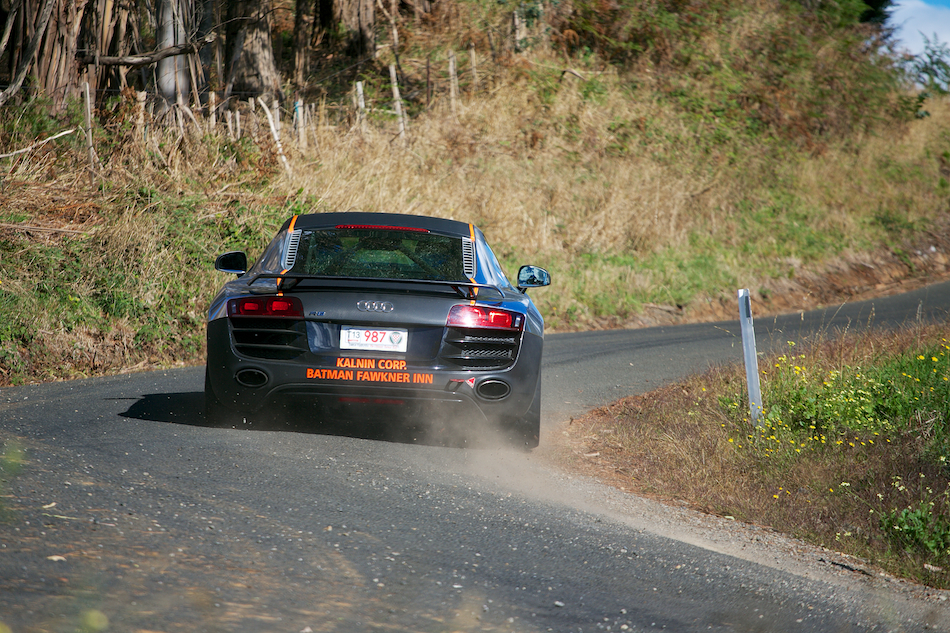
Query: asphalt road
1,282,950,632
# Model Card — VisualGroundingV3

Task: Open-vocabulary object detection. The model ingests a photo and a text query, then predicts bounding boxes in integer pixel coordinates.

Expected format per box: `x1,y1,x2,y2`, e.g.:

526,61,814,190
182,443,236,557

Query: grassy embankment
0,0,947,385
562,323,950,590
0,0,949,588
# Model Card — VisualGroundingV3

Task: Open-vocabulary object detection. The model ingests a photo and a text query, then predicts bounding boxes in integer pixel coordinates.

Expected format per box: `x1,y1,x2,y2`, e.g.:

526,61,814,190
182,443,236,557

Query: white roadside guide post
738,289,763,426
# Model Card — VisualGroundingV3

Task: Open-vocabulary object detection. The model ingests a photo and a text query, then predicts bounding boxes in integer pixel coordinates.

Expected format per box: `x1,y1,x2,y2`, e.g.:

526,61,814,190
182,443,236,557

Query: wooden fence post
295,98,307,150
307,103,313,146
469,43,478,94
356,81,367,132
309,103,318,151
208,92,217,133
513,11,526,52
426,56,432,109
448,51,458,117
257,97,292,177
83,81,96,186
390,64,407,142
135,90,147,142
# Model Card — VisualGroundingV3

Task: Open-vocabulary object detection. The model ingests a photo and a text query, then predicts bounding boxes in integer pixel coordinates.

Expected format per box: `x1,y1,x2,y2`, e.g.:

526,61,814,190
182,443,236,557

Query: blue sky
891,0,950,55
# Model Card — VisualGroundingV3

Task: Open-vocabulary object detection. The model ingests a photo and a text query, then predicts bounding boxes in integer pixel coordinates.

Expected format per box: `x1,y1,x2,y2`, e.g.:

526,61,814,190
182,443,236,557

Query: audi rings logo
357,300,394,313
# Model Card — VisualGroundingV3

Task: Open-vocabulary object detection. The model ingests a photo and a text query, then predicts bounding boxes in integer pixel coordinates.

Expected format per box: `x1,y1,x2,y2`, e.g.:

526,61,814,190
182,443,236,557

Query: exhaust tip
476,379,510,400
235,368,268,388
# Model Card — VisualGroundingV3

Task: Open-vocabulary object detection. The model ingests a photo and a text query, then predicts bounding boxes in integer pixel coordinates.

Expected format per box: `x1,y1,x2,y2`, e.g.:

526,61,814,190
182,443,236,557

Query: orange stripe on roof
467,224,477,297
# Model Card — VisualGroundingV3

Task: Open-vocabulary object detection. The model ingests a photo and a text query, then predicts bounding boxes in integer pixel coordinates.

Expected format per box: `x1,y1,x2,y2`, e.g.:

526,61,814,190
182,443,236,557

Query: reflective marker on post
738,289,763,426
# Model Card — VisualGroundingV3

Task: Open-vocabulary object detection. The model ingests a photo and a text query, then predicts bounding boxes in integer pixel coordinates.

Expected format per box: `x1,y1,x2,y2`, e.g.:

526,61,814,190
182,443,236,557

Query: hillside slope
0,0,948,384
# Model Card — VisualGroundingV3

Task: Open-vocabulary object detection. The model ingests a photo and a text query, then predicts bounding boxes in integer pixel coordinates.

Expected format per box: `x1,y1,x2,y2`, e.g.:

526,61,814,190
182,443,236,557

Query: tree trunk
317,0,333,34
0,0,23,63
31,0,91,110
84,0,136,97
293,0,314,88
225,0,281,101
196,0,219,90
157,0,193,106
338,0,374,56
317,0,374,57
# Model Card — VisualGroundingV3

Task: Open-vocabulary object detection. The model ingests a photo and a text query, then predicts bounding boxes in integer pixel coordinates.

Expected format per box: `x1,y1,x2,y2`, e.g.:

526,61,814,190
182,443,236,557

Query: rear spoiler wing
243,272,502,301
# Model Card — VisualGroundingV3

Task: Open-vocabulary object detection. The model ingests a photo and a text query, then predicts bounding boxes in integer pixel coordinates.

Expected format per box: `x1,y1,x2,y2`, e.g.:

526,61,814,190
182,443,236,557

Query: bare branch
0,129,77,160
78,32,216,68
0,223,89,236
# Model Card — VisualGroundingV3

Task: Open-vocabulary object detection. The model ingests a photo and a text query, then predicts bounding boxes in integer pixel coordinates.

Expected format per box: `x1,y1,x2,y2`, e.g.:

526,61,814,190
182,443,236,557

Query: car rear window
291,228,467,281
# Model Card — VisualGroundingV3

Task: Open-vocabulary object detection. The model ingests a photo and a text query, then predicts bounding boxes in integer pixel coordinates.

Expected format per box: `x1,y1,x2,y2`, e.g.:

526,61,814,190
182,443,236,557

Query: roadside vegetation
565,325,950,589
0,0,949,589
560,322,950,589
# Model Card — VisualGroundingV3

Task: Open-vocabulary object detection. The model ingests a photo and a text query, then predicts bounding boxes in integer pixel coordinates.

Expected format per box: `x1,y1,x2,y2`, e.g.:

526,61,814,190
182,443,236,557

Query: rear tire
204,367,229,426
204,366,258,427
205,366,278,428
507,377,541,450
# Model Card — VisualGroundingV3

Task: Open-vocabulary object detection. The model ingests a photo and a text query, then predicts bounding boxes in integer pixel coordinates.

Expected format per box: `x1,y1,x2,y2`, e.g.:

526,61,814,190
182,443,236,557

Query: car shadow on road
119,391,211,426
119,391,498,449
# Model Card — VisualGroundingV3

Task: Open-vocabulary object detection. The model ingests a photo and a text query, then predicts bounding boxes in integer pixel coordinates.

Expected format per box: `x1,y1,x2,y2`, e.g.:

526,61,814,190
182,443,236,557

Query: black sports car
205,212,551,447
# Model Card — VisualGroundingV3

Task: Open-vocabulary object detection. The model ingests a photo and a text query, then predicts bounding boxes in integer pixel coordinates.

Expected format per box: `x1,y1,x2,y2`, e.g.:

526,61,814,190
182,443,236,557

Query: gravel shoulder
538,419,950,629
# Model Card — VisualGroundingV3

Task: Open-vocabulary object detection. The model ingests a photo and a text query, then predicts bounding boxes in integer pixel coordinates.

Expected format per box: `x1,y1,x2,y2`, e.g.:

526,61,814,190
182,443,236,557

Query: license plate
340,326,408,353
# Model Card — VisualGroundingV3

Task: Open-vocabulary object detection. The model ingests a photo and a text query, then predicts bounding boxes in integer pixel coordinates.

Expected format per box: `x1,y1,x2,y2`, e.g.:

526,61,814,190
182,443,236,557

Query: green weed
881,479,950,562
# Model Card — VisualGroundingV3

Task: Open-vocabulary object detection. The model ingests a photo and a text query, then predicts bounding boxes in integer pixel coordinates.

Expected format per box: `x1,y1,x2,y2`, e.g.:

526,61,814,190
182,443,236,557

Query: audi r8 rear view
205,212,551,447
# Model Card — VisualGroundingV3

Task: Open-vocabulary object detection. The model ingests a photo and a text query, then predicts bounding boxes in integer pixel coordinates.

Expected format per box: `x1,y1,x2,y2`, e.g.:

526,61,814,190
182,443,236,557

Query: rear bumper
206,320,542,424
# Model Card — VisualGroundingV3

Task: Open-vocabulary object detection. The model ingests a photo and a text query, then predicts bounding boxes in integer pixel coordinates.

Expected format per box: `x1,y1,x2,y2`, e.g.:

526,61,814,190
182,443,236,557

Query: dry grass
273,78,950,329
0,21,949,383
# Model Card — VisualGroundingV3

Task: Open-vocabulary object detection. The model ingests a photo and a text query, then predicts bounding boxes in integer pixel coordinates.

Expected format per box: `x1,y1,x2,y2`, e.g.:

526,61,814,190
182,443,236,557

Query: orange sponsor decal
337,358,376,369
307,368,354,380
308,366,433,384
335,358,407,370
356,371,410,383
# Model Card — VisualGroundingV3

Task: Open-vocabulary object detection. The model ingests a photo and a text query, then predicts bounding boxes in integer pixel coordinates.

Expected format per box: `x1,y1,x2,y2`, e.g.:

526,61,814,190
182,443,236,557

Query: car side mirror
517,265,551,292
215,251,248,275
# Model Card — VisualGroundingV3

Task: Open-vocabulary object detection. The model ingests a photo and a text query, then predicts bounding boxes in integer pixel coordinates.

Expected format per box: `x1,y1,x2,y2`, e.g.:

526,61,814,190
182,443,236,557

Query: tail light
446,305,524,330
228,296,304,318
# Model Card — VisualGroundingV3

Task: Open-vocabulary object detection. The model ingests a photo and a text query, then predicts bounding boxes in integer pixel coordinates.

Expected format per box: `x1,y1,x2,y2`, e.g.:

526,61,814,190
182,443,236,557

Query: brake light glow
335,224,429,232
228,296,304,318
446,305,523,330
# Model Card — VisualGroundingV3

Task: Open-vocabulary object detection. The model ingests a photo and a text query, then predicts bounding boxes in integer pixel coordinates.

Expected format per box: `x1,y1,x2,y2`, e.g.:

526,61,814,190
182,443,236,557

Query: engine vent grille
440,327,520,370
283,229,302,270
461,237,476,279
230,318,308,360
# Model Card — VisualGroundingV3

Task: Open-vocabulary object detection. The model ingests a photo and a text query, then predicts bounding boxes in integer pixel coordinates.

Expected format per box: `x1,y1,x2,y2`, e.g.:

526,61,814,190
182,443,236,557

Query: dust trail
399,417,950,630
